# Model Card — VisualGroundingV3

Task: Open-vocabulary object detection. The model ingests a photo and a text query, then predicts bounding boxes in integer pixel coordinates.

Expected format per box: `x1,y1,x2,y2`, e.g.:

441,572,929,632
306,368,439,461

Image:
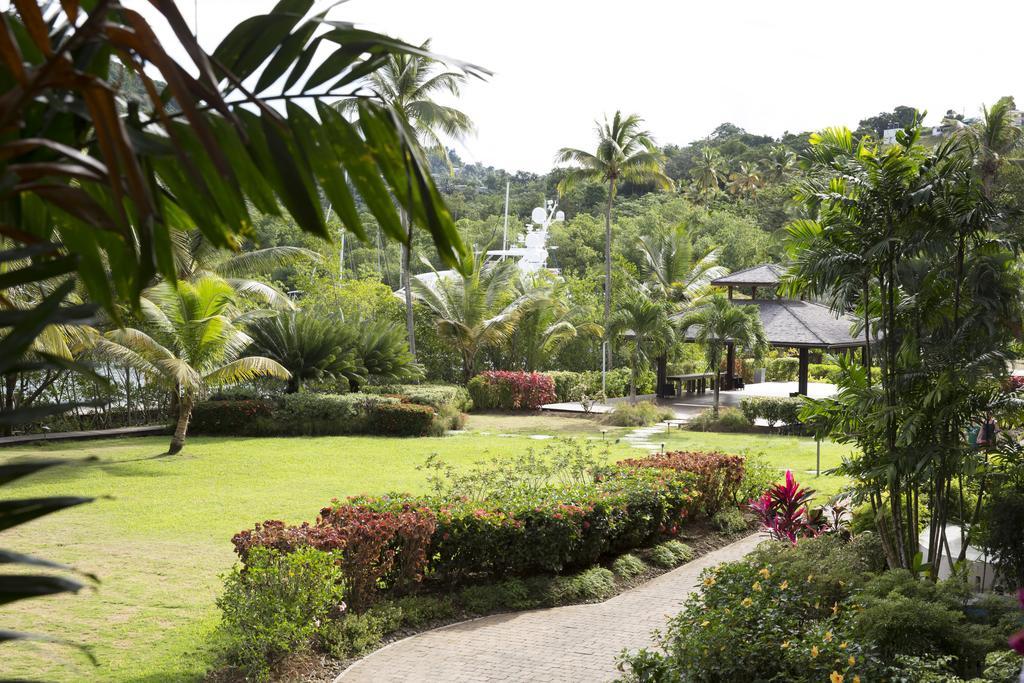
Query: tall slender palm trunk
604,178,616,370
400,208,417,362
167,392,194,455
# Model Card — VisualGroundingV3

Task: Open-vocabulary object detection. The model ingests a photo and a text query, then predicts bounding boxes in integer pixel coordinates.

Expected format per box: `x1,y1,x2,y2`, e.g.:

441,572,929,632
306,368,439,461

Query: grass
0,413,851,681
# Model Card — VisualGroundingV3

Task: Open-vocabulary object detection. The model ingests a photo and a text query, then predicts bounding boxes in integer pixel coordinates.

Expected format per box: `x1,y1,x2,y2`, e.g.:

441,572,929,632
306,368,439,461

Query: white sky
121,1,1024,172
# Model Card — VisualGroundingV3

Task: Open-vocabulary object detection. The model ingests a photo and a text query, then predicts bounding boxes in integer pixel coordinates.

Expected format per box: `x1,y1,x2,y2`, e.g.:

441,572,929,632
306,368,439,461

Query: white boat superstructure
398,200,563,296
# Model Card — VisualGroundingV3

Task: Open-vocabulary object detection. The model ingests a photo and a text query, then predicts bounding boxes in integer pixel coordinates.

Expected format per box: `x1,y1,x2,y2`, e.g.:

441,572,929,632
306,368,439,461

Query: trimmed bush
545,567,616,604
619,451,746,516
765,356,799,381
190,399,275,435
602,401,675,427
649,540,692,568
232,503,437,612
367,402,439,437
685,407,753,433
467,371,556,410
612,554,647,579
739,396,804,432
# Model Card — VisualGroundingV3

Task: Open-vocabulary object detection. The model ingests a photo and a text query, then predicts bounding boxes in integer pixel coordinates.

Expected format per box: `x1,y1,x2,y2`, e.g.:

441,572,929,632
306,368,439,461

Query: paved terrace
543,380,837,419
336,533,764,683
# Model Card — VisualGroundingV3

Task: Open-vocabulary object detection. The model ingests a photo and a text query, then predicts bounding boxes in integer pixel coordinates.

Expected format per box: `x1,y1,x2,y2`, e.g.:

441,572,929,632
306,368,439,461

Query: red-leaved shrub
467,371,556,410
747,469,828,543
619,451,745,516
232,503,436,612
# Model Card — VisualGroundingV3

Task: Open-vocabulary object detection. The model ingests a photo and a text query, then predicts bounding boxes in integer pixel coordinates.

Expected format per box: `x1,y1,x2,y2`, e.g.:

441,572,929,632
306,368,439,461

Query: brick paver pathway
335,532,763,683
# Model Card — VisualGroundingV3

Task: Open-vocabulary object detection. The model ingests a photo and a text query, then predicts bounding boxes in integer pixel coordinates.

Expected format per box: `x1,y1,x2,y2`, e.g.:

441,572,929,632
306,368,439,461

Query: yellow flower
781,640,790,649
759,567,771,579
814,600,820,609
848,655,856,666
824,631,833,643
779,580,789,590
830,672,843,683
807,574,814,583
703,576,717,587
832,601,840,616
839,641,848,650
701,620,710,627
811,645,819,658
741,597,753,607
853,676,861,683
753,581,762,592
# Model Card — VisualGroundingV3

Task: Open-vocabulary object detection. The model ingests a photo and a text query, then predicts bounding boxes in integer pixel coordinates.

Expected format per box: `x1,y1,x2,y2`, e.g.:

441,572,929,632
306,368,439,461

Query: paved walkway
335,533,763,683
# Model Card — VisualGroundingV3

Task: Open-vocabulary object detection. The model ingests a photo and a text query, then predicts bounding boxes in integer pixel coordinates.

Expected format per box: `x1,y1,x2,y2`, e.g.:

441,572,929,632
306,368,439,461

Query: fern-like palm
509,272,603,372
679,294,768,417
689,147,726,198
556,111,672,367
91,276,289,453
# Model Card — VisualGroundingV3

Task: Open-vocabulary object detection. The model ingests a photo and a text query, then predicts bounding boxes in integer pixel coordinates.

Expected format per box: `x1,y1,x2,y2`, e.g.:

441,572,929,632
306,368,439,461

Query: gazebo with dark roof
657,264,867,397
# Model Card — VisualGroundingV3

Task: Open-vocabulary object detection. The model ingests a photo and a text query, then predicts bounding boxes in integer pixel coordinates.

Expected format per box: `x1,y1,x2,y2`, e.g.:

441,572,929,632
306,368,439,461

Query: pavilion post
725,342,735,390
798,347,809,396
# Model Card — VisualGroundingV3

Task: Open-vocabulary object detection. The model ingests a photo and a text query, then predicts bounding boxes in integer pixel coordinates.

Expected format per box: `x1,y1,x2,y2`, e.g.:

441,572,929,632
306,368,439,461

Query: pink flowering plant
748,470,830,543
466,370,556,410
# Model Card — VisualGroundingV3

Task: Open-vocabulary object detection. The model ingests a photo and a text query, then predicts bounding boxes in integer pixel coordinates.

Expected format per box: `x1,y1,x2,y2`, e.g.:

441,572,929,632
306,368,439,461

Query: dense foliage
616,535,1021,683
467,371,556,410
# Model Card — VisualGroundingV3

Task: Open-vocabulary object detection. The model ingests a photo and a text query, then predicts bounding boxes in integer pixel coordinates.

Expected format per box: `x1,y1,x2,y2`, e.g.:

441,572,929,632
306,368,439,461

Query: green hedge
192,392,445,437
765,357,799,381
739,396,804,432
545,368,655,402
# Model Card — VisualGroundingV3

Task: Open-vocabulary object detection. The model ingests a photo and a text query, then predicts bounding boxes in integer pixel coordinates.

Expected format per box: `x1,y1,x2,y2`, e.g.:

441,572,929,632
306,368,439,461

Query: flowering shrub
619,451,745,516
545,368,655,401
749,470,829,543
467,371,556,410
739,396,804,432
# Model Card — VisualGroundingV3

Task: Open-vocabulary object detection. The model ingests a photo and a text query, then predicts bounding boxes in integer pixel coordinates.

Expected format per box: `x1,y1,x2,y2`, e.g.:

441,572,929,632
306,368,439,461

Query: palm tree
954,96,1023,195
606,289,675,404
727,162,763,197
638,222,728,303
689,147,726,198
338,40,475,362
762,145,797,183
556,111,672,368
680,294,768,417
92,276,289,454
412,254,536,383
174,231,318,309
508,272,603,372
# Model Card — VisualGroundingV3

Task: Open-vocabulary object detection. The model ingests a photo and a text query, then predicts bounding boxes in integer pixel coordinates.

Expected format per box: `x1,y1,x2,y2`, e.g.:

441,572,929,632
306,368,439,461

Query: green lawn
0,415,851,681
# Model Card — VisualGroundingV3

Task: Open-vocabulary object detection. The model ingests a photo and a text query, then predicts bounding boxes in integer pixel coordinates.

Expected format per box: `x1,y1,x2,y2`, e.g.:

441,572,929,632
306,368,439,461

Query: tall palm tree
556,111,672,368
606,289,675,404
339,40,475,362
92,276,289,454
412,254,537,382
689,147,726,198
638,222,728,303
680,294,768,417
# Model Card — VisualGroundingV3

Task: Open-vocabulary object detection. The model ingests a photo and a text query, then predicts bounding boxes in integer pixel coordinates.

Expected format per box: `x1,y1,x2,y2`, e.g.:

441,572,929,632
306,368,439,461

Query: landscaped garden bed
209,441,764,680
